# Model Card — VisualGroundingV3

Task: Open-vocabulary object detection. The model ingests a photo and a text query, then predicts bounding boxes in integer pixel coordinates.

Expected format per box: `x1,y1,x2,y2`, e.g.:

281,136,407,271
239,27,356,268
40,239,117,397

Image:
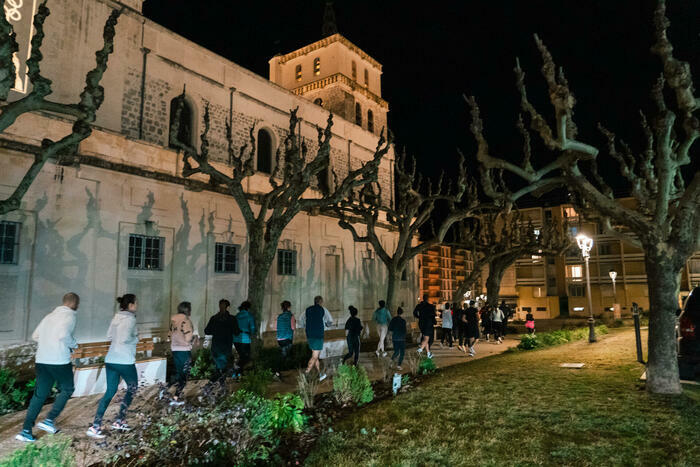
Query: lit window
355,102,362,126
314,57,321,75
278,249,297,276
364,68,369,86
568,265,583,278
257,129,273,174
564,207,578,218
367,109,374,133
295,64,302,81
128,234,164,270
0,221,20,264
351,61,357,81
215,243,240,273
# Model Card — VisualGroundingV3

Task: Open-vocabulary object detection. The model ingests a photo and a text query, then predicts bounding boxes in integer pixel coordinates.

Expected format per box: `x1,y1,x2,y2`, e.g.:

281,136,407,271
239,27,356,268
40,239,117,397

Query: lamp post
608,269,617,300
577,234,596,343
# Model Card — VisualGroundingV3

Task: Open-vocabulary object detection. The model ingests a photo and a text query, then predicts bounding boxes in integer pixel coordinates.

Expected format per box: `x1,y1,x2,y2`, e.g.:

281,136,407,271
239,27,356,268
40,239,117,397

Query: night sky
143,0,699,201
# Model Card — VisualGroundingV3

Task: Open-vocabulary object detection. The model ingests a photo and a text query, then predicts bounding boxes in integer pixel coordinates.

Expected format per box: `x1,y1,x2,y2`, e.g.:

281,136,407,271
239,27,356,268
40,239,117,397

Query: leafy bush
0,368,32,415
518,334,541,350
240,366,273,396
333,364,374,406
297,370,320,408
188,347,215,380
1,434,74,466
418,356,437,375
229,390,307,437
517,325,610,350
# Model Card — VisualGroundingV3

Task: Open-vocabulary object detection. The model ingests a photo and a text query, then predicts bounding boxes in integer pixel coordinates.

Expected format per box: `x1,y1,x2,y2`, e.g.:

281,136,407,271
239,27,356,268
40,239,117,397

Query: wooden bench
71,337,155,359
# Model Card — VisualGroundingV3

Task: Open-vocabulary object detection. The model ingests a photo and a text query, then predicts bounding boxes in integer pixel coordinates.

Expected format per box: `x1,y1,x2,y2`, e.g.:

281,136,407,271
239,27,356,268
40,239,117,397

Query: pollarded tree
468,0,698,394
453,209,571,309
0,0,121,214
170,99,391,337
336,150,478,310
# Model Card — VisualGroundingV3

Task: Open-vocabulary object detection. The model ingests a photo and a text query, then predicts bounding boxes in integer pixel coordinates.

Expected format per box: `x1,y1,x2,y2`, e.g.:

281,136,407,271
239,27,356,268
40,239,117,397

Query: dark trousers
172,350,191,396
441,328,453,346
211,350,230,382
391,339,405,365
458,325,466,346
234,342,251,370
23,363,74,432
277,339,292,371
493,322,502,339
342,335,361,365
93,363,138,427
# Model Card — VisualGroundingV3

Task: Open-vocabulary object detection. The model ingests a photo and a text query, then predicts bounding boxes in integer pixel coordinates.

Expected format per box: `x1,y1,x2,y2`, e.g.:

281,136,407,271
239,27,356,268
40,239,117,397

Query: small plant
333,364,374,406
418,356,437,375
1,434,74,466
188,347,215,380
0,368,32,415
403,351,421,376
518,334,541,350
297,370,320,408
240,366,273,396
376,355,394,383
518,325,611,350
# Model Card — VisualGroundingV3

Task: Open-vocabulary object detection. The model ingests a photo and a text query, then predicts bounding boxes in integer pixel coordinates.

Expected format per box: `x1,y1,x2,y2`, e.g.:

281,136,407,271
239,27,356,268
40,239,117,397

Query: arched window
367,109,374,133
355,102,362,127
169,95,193,148
351,61,357,81
257,129,273,174
295,64,302,81
314,57,321,75
313,98,323,107
364,69,369,86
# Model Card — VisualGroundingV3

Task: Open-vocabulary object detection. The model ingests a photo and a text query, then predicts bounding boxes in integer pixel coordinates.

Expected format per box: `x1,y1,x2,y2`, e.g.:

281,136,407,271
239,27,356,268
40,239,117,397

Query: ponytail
116,294,136,311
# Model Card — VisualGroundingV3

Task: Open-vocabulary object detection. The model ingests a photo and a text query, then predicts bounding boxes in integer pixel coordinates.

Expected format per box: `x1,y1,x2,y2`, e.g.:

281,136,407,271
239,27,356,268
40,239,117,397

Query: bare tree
336,150,478,310
453,210,571,308
170,99,391,336
0,0,121,215
467,0,698,393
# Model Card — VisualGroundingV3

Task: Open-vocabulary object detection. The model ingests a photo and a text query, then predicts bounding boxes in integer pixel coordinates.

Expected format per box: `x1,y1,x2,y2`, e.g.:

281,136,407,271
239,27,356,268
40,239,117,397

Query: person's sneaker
439,342,444,348
417,348,423,354
469,347,476,355
86,426,105,439
396,366,402,370
169,399,185,407
375,350,380,356
111,420,131,431
427,352,433,359
319,373,328,382
382,351,388,357
37,419,59,434
15,430,35,443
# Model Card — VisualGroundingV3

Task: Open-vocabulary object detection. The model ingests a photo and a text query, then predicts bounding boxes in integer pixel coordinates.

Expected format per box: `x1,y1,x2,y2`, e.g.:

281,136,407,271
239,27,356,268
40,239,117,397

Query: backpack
232,314,242,336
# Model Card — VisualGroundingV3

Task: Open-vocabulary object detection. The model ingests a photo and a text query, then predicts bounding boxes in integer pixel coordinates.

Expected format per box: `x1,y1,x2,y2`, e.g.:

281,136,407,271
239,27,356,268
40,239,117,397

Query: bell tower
268,2,388,135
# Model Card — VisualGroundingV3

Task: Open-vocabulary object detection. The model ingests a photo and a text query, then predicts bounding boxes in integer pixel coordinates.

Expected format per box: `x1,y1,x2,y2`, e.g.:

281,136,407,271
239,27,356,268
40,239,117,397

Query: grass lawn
306,328,700,466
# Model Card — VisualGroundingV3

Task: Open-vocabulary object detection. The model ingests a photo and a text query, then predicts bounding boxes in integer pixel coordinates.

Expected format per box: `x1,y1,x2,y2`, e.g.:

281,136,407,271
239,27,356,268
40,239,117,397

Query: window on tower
295,64,302,81
364,69,369,86
355,103,362,127
367,109,374,133
314,57,321,75
257,129,273,174
351,61,357,81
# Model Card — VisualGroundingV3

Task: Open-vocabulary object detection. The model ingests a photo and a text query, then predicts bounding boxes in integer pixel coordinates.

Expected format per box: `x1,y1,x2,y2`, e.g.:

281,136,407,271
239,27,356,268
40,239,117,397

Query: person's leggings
234,342,252,371
277,339,292,371
391,339,405,365
343,335,361,365
23,363,74,432
441,327,453,346
172,350,191,396
492,322,502,339
211,350,230,382
93,363,138,426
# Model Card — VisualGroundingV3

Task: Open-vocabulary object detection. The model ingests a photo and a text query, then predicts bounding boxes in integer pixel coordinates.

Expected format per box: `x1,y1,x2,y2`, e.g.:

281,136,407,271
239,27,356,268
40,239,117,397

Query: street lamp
576,234,596,343
608,269,617,299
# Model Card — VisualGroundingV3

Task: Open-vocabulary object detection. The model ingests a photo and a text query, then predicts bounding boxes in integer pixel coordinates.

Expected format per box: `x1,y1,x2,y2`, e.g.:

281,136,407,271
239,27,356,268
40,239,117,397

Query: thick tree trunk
245,227,277,352
385,266,401,311
644,250,682,394
486,260,507,309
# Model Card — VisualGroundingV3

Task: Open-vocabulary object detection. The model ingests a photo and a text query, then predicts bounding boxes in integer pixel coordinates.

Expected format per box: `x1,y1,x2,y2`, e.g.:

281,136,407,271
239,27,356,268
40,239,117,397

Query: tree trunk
245,227,277,352
485,260,507,309
644,249,682,394
385,265,401,311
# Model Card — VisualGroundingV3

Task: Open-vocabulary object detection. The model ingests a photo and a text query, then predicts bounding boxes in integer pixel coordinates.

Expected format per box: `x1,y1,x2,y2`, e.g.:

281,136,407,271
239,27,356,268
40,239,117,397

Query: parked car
678,286,700,380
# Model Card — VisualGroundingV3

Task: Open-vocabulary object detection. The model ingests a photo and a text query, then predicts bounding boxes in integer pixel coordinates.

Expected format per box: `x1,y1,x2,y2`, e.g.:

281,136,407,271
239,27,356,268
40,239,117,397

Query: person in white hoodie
15,293,79,443
86,294,139,439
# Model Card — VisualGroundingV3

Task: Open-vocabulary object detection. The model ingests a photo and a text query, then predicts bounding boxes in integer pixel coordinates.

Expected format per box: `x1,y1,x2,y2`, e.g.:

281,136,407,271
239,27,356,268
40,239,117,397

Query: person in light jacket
372,300,392,357
491,306,504,344
440,302,453,348
233,301,256,372
169,301,195,405
16,293,79,443
86,294,139,439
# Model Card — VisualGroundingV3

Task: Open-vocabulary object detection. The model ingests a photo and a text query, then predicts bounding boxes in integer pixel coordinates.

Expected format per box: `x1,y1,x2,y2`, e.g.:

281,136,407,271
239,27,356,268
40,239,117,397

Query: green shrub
597,324,609,335
0,368,32,415
518,334,541,350
418,356,437,375
518,325,611,351
188,347,215,380
240,366,273,396
333,364,374,406
1,434,74,466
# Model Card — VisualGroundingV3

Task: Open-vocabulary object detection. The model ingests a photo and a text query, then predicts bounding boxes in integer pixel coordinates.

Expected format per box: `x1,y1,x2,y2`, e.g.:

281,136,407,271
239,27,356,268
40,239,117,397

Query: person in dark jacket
465,301,481,356
342,306,363,365
204,299,236,383
272,300,296,376
304,295,334,381
389,307,407,368
414,294,436,358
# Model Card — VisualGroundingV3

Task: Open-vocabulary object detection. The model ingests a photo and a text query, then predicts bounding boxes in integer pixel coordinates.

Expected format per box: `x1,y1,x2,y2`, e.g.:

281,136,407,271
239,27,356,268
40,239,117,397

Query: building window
567,265,583,278
257,129,273,174
351,61,357,81
278,249,297,276
314,57,321,75
169,95,193,148
0,221,20,264
128,234,164,270
536,307,547,312
568,284,585,297
545,210,552,222
314,98,323,107
364,68,369,86
599,243,611,256
295,64,302,81
547,277,556,287
367,109,374,133
215,243,240,273
355,103,362,126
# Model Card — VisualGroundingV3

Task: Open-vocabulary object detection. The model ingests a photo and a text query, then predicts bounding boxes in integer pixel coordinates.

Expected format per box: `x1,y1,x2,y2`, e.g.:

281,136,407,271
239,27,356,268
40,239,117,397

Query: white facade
0,0,415,353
